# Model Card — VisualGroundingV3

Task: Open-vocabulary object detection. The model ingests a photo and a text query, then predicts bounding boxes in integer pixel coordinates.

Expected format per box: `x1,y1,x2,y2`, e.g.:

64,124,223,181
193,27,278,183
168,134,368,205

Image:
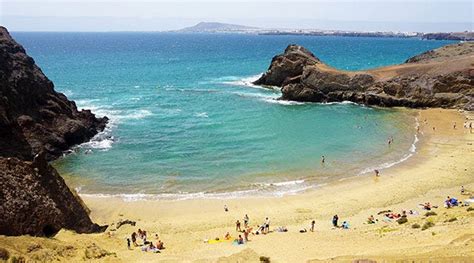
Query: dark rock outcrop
422,32,474,41
0,26,108,236
0,155,107,236
254,43,474,110
0,26,108,161
254,45,320,87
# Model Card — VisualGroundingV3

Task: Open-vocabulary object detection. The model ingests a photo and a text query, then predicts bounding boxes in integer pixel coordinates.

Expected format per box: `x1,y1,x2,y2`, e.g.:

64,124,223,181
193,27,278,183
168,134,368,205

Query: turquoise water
13,33,454,199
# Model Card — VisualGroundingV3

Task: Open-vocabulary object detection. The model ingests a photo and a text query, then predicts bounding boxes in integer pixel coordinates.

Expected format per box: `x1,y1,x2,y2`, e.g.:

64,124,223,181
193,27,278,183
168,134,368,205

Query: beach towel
464,198,474,204
207,238,232,244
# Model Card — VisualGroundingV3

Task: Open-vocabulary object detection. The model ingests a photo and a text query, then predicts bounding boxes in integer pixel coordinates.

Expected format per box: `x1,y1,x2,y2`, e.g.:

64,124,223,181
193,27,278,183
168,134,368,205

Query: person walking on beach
236,220,242,232
374,169,380,177
310,220,315,232
244,214,249,228
321,155,325,164
127,238,131,250
332,215,339,228
224,204,228,212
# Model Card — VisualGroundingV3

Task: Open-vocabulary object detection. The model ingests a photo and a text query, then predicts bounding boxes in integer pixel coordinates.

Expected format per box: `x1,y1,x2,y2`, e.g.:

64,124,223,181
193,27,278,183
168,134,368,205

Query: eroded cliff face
254,43,474,110
0,155,106,236
0,26,107,236
0,26,108,161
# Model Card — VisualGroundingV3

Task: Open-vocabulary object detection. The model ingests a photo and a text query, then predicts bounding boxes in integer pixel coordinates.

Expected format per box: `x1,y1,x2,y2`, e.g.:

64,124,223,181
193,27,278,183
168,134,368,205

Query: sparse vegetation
411,223,421,229
424,211,437,217
0,248,9,260
9,256,26,263
84,244,115,260
396,216,408,224
26,243,42,253
422,221,435,230
445,217,457,223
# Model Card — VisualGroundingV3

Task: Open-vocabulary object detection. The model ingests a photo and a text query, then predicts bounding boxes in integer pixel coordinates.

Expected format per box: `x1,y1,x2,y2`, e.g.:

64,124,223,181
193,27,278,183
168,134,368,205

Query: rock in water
0,155,107,236
254,43,474,110
0,26,108,161
253,45,320,87
0,26,108,236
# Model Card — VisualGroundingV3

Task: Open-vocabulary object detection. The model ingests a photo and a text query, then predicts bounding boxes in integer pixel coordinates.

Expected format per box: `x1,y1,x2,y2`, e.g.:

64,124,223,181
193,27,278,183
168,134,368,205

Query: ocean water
13,32,454,199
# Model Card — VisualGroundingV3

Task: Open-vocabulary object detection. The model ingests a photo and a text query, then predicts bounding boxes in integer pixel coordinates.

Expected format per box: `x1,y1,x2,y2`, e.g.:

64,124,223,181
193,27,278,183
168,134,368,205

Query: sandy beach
1,108,473,262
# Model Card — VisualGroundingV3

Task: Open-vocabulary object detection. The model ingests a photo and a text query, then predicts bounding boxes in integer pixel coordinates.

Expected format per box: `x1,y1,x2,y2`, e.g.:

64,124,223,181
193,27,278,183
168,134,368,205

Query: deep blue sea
13,32,454,199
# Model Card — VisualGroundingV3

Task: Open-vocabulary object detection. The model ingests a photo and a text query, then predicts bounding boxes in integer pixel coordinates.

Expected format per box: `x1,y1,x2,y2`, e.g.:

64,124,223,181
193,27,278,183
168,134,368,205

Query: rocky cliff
0,26,107,236
0,26,108,161
254,43,474,110
0,154,106,236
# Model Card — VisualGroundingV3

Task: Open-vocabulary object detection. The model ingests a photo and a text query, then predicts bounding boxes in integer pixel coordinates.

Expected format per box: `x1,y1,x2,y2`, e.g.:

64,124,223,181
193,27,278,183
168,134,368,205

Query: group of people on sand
332,214,349,229
365,187,472,225
212,213,273,245
215,187,472,247
224,212,354,243
127,228,164,253
445,196,459,208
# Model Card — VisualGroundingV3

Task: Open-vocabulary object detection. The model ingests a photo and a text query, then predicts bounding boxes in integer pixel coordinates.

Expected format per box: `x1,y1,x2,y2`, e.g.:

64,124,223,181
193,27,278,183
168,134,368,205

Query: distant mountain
177,22,260,33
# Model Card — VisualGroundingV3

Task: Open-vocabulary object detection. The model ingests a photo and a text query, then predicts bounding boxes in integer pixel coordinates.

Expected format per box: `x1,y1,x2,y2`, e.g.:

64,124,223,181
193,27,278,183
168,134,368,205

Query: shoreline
60,105,420,201
1,108,473,262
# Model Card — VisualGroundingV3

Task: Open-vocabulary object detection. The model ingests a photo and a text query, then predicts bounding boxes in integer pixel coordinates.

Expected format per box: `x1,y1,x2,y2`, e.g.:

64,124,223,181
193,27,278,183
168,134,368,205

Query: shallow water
13,32,454,199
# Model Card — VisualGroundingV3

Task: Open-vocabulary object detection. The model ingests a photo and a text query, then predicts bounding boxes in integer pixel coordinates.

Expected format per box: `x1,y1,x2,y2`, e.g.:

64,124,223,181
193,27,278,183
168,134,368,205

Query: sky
1,0,472,32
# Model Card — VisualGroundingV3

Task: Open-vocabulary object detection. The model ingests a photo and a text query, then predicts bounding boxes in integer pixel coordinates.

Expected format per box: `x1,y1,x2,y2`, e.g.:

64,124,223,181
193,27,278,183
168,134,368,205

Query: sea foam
78,178,315,201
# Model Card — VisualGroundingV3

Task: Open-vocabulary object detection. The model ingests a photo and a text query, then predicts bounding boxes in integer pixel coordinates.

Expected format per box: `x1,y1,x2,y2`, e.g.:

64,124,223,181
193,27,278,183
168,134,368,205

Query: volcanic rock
254,43,474,110
0,26,108,161
0,26,108,236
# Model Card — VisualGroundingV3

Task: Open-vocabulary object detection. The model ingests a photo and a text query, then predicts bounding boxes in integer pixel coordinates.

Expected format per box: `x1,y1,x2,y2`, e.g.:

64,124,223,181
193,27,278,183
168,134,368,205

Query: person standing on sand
374,169,380,177
224,204,228,212
236,220,241,232
244,214,249,228
127,238,131,249
321,155,325,164
310,220,315,232
332,215,339,227
453,122,457,129
244,228,249,242
131,232,138,246
264,217,270,234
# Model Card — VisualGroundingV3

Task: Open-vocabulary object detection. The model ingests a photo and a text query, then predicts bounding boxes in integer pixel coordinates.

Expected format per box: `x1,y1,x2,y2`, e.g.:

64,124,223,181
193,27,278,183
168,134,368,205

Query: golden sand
1,108,473,262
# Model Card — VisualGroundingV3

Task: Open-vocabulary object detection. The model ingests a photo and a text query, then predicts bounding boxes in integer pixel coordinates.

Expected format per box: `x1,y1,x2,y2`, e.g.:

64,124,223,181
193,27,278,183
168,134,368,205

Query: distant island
176,22,474,41
176,22,259,33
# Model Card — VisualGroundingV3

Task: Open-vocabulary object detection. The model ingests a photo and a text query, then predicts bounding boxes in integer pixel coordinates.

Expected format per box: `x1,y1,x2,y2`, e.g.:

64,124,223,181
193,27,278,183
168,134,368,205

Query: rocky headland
254,43,474,110
0,26,107,236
